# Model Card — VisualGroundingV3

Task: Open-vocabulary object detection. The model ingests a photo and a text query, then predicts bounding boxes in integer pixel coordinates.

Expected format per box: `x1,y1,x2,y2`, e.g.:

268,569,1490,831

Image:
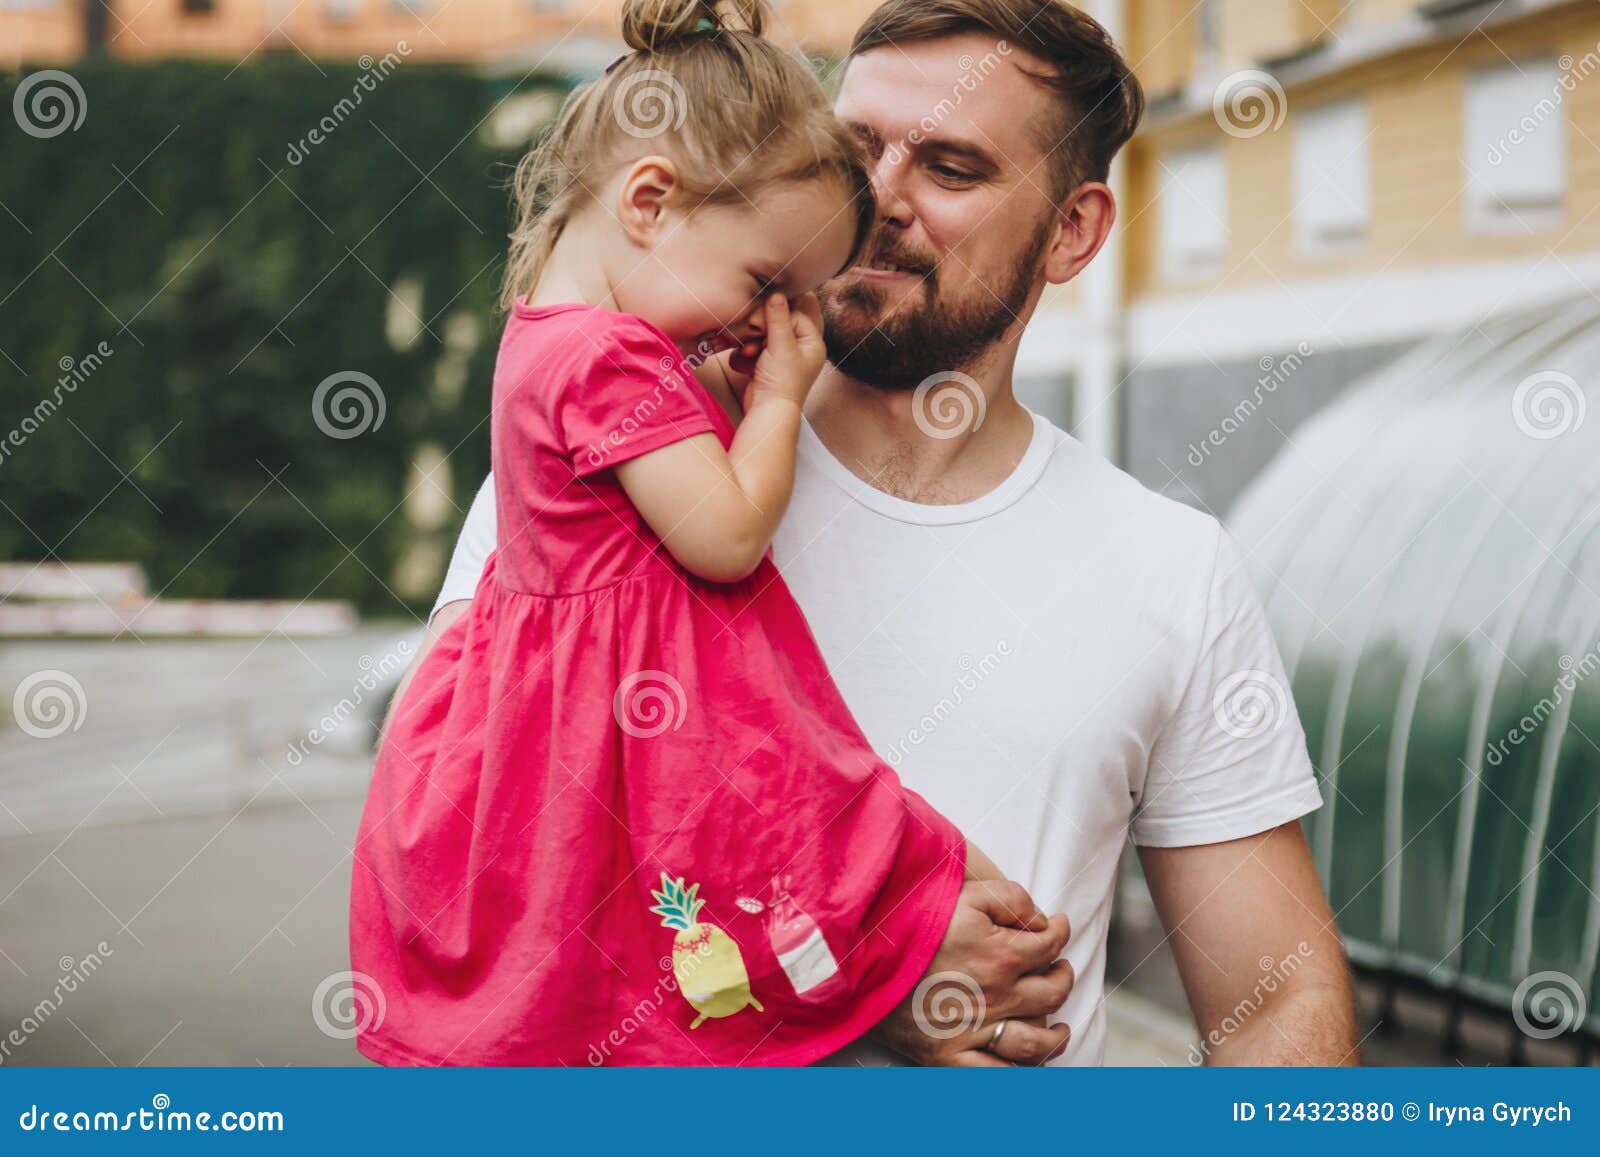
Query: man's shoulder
1032,416,1224,559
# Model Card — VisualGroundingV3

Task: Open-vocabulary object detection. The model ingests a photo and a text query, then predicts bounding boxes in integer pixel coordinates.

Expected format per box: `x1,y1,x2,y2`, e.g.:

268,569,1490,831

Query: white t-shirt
431,410,1323,1065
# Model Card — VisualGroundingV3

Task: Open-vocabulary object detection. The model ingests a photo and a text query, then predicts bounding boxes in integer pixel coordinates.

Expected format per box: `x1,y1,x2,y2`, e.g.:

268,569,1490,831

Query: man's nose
870,145,915,228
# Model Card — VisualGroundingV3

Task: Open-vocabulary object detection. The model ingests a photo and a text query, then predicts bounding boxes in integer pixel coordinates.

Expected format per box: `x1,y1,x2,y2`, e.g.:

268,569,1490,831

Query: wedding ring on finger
985,1020,1007,1052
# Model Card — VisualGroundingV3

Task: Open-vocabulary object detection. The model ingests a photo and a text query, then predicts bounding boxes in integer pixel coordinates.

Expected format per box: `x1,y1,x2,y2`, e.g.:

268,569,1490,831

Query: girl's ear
617,156,680,247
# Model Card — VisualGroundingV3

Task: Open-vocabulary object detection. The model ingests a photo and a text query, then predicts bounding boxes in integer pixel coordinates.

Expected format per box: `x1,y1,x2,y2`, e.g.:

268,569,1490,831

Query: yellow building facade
1095,0,1600,511
0,0,866,66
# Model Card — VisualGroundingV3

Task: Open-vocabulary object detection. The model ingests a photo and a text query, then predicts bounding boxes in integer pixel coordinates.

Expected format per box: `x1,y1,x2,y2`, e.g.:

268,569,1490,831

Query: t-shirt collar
796,409,1056,526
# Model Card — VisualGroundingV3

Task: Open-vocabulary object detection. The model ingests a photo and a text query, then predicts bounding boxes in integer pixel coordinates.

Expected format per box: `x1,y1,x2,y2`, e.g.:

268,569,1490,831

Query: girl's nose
743,300,768,338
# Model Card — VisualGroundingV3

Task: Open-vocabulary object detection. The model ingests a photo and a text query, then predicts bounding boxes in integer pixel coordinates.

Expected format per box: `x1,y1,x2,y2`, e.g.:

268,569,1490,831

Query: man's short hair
848,0,1145,198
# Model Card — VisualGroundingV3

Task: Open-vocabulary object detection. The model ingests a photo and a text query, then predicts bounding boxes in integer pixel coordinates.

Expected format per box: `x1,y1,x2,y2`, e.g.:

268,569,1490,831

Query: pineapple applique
650,873,764,1028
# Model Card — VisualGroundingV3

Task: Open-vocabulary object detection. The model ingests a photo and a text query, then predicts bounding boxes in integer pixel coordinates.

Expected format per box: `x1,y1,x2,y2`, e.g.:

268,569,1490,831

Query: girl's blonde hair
499,0,875,312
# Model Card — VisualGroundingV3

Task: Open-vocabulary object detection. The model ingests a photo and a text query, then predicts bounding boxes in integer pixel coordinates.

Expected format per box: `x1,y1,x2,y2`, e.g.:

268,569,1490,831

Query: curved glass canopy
1229,298,1600,1033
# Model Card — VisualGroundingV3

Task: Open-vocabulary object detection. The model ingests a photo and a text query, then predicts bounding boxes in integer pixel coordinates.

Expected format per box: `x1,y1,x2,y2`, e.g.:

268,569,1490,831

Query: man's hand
872,880,1074,1067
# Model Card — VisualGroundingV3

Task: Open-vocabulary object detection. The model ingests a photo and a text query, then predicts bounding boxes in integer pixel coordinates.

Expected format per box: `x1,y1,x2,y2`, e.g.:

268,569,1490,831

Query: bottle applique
650,873,763,1028
765,874,845,1002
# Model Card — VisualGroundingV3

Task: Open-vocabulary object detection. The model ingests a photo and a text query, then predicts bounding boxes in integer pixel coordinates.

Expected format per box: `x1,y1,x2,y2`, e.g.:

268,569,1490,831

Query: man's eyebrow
844,119,884,152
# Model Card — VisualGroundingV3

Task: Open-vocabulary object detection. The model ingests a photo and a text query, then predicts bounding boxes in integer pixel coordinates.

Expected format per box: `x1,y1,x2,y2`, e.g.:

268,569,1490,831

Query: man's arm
377,599,469,744
1139,820,1360,1064
377,473,498,743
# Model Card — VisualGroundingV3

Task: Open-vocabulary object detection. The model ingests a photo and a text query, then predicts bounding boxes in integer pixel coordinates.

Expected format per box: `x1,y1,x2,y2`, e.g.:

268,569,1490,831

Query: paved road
0,629,415,838
0,633,1194,1067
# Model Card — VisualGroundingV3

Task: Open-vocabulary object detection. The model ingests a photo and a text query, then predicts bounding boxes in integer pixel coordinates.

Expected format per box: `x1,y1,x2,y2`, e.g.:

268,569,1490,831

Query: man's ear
1042,181,1116,286
616,156,681,247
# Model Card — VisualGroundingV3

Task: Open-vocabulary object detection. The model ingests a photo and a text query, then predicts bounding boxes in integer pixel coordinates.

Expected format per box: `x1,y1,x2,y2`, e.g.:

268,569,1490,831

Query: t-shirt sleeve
558,320,717,478
429,471,498,623
1131,525,1325,847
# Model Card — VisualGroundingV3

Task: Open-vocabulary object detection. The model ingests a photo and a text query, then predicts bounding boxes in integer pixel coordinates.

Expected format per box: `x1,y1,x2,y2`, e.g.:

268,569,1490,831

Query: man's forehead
834,35,1050,160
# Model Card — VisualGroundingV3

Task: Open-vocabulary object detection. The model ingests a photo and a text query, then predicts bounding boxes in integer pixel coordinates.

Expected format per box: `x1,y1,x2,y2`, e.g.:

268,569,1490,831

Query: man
400,0,1358,1065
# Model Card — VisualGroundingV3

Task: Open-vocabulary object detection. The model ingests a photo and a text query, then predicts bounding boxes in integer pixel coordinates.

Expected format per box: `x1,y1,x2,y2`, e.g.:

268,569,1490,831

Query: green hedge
0,58,549,614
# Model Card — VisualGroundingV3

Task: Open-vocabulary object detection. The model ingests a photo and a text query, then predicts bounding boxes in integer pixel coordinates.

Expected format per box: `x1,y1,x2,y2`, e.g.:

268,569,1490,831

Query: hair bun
620,0,766,53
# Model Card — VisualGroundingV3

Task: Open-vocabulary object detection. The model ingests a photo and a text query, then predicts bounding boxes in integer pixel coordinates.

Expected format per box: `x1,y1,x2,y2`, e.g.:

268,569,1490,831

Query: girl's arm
615,293,824,584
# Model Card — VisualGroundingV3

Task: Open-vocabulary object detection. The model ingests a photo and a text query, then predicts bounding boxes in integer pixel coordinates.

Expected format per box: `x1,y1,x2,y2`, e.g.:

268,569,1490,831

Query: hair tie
606,14,721,73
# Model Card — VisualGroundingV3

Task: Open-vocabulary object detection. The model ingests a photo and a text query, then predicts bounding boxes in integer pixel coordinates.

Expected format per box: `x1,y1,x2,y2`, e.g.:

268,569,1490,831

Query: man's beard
819,219,1052,391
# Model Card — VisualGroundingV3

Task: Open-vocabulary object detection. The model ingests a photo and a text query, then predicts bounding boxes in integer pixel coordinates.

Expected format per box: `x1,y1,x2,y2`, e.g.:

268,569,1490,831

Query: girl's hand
746,293,826,409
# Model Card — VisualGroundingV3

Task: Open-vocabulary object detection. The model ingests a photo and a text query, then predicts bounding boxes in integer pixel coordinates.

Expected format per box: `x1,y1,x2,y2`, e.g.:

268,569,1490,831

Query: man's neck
803,357,1035,506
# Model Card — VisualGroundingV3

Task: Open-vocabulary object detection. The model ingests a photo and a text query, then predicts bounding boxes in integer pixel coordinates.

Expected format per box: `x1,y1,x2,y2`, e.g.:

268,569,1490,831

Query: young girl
350,0,984,1066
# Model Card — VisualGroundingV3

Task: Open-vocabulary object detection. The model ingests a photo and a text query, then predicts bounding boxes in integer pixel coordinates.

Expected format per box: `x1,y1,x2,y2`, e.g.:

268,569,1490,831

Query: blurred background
3,0,1599,1065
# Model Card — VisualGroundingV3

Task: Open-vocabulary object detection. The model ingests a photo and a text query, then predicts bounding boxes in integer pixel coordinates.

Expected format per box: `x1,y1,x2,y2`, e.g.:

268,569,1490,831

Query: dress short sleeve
558,317,718,479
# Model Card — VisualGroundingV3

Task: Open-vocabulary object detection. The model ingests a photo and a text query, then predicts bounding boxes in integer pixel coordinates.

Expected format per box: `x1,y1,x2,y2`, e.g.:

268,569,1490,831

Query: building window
1293,99,1370,256
1158,145,1228,280
1462,59,1565,233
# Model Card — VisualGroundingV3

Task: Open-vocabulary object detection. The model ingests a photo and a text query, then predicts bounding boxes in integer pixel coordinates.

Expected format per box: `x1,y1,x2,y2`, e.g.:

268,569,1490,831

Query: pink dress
350,303,965,1066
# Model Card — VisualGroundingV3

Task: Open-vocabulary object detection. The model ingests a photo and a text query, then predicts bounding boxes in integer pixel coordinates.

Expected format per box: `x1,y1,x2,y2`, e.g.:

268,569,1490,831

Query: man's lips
847,264,929,282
